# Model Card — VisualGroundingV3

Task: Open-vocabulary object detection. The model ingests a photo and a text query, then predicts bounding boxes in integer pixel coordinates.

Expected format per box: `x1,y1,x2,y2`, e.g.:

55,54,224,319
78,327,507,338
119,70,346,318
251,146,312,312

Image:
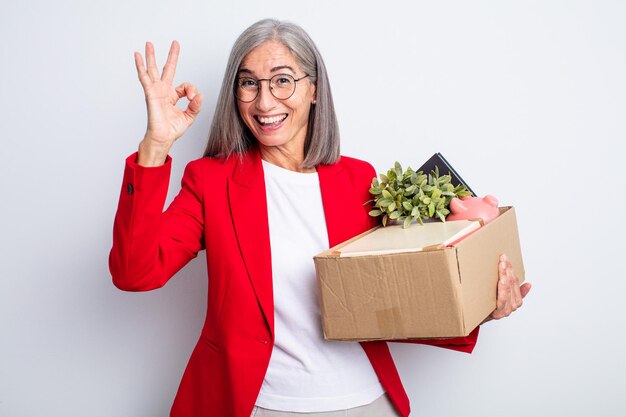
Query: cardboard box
314,207,525,341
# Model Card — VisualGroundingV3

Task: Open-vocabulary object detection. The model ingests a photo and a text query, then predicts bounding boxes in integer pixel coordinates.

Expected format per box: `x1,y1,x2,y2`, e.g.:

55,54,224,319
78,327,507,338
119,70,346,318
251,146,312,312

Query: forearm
137,136,171,167
109,153,174,290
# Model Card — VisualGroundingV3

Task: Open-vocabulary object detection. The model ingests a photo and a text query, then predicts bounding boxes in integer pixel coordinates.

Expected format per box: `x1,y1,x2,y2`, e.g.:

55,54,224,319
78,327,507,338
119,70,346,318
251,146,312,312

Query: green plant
368,162,473,228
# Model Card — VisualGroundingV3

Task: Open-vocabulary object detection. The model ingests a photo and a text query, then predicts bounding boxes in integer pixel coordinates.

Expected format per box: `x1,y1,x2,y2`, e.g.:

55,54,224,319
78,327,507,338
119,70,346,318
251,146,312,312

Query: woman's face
236,40,316,156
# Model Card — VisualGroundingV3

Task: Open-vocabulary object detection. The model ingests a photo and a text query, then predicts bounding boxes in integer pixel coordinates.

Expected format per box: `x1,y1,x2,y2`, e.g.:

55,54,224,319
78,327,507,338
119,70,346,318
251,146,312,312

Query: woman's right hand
134,41,203,166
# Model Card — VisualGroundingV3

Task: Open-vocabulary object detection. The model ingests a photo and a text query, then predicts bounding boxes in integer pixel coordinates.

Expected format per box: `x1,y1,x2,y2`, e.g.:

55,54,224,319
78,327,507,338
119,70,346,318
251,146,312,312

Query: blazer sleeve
109,153,205,291
392,326,479,353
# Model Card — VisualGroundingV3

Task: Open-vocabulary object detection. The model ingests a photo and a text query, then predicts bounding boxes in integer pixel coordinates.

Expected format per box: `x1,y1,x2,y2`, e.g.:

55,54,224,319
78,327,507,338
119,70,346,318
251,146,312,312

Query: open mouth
255,114,288,127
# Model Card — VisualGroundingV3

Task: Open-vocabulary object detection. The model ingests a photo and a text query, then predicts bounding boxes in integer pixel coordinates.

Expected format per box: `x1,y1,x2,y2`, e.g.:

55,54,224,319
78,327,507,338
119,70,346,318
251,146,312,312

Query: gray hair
203,19,340,168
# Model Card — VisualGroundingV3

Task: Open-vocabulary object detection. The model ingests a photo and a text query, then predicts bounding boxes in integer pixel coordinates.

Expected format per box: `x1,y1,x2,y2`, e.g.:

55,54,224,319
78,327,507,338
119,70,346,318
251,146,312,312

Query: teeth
258,114,286,124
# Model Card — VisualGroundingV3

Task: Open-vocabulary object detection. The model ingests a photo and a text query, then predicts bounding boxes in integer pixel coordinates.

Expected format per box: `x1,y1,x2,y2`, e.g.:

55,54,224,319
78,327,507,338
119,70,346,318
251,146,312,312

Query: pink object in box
447,195,500,225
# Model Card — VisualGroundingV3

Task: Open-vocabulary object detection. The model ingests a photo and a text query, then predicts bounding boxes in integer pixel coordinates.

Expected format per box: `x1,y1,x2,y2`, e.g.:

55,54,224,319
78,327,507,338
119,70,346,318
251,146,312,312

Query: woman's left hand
484,254,532,323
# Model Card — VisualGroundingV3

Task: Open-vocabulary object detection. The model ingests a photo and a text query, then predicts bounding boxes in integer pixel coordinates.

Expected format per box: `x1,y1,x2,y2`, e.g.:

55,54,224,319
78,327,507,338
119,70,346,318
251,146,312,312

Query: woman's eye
239,78,258,89
274,76,293,87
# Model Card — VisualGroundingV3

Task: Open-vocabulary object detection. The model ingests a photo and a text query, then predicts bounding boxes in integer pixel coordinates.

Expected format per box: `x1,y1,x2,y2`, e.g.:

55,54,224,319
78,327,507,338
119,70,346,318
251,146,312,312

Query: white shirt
255,160,384,412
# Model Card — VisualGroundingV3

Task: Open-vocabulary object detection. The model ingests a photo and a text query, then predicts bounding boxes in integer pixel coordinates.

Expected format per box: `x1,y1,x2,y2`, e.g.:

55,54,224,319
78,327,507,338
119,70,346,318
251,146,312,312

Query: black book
417,153,476,196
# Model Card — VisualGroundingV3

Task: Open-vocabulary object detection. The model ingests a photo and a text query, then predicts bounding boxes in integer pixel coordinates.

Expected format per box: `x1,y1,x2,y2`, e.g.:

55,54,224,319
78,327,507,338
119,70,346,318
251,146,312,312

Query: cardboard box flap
455,206,525,330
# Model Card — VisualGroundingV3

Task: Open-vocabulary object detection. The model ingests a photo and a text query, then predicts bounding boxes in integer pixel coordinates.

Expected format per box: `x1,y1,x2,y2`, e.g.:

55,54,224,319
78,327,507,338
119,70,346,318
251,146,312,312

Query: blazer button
127,183,134,194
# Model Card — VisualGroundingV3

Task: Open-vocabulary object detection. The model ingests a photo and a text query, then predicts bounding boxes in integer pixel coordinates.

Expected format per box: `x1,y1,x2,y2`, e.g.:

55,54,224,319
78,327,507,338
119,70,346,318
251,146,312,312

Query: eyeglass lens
236,74,297,102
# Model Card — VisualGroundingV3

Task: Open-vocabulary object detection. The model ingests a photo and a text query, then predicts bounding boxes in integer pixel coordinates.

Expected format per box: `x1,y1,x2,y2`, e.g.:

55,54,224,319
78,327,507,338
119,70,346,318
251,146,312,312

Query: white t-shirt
255,160,384,412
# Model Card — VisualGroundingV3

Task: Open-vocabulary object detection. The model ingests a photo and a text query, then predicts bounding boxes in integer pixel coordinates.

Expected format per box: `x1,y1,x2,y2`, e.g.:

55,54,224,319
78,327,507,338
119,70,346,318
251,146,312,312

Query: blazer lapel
318,158,377,248
227,147,274,335
317,159,351,248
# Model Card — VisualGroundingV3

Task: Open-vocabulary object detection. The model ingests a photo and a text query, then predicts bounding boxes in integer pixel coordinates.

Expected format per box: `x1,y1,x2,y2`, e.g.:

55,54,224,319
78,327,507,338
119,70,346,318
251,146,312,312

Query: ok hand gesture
135,41,203,166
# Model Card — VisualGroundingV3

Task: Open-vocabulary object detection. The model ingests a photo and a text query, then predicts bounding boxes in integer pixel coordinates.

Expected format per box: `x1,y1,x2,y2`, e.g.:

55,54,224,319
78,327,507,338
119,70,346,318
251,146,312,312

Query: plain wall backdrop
1,1,625,416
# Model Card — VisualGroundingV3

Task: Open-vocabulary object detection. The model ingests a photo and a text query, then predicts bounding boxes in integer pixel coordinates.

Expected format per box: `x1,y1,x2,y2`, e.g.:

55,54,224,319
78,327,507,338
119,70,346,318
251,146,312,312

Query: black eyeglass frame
235,73,311,103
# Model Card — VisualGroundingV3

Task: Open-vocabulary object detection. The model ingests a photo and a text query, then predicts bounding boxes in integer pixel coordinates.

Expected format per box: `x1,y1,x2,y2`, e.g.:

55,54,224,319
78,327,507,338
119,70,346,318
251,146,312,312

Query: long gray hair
203,19,340,168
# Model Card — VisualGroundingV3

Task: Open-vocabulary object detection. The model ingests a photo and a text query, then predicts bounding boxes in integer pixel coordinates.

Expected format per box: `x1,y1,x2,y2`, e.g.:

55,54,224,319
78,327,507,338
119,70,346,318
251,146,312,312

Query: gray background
1,1,625,416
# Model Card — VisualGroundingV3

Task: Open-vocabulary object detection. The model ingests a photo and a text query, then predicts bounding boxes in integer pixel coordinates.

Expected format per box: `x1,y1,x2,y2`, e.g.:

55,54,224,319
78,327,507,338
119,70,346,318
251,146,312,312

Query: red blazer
109,146,478,417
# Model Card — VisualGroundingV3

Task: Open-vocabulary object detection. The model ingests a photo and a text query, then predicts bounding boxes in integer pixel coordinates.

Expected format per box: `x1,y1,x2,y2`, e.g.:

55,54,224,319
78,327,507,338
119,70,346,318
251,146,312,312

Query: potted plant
368,162,472,228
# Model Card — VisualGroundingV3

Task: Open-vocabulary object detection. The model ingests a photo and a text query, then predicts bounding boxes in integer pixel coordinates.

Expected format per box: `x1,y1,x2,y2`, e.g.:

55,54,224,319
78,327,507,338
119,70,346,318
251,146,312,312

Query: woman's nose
255,80,278,110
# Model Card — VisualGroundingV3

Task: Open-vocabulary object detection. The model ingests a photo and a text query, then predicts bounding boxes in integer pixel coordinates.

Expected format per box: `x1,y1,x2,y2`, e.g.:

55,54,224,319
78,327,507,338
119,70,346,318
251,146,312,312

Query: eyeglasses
235,73,310,103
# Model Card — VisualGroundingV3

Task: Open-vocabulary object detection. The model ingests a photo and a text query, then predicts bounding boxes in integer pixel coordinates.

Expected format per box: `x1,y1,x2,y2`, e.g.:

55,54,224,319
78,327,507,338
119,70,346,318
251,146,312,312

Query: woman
110,18,530,417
